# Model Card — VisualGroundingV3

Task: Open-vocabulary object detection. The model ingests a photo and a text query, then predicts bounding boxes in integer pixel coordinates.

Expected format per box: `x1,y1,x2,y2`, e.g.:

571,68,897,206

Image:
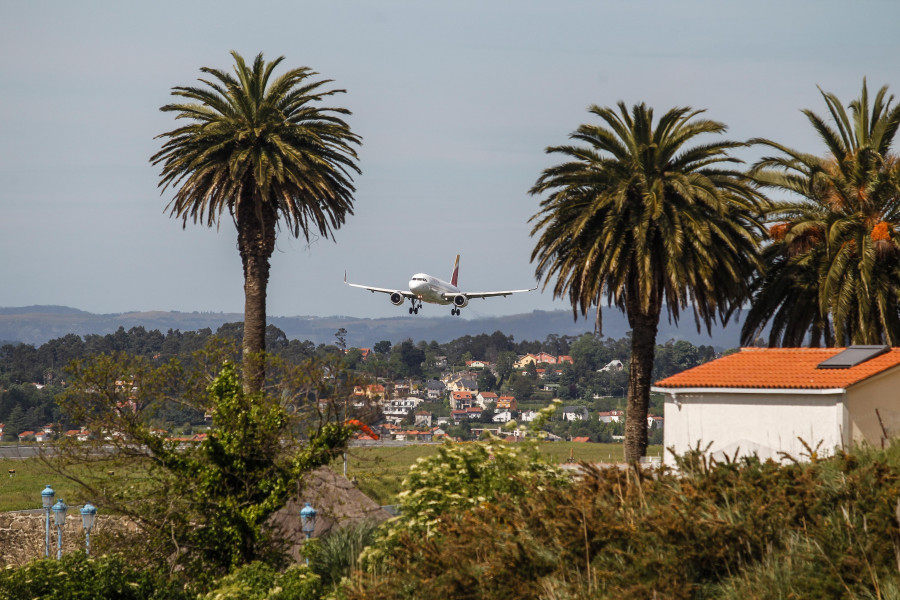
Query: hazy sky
3,1,900,321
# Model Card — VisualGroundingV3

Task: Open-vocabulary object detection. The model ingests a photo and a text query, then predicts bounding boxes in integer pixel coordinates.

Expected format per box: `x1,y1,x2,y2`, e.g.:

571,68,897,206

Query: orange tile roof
654,347,900,390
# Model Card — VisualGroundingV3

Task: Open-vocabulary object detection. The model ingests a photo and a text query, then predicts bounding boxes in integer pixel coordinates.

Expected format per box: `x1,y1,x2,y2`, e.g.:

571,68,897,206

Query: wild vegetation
41,344,370,586
4,70,900,598
346,442,900,600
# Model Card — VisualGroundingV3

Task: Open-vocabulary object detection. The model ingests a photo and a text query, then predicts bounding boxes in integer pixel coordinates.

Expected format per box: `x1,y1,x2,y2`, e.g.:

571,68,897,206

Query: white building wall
660,389,845,467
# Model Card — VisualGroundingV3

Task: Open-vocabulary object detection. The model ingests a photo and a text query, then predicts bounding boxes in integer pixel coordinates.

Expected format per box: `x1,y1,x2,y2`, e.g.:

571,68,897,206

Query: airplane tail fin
451,254,460,287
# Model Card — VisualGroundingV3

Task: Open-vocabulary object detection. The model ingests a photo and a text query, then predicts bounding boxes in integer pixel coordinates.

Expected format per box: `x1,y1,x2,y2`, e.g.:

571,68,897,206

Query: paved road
0,440,434,459
0,445,44,459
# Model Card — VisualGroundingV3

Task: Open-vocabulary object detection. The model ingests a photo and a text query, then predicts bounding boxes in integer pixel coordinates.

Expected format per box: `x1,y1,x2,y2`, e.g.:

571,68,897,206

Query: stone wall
0,512,133,567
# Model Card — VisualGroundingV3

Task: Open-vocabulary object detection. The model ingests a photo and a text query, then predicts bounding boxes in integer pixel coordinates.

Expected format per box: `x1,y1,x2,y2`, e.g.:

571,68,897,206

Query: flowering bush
361,406,569,570
199,561,323,600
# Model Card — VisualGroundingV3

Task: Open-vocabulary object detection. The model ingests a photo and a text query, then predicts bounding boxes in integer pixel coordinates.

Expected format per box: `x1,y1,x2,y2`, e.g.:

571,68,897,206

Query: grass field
0,442,663,511
0,457,84,513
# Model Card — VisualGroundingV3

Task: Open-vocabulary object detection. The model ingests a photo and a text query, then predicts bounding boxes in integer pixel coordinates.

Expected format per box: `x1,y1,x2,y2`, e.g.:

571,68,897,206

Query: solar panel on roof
816,345,890,369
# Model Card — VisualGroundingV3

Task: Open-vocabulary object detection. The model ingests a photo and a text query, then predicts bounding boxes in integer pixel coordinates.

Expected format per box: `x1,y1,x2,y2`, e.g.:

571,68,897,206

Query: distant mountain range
0,305,744,349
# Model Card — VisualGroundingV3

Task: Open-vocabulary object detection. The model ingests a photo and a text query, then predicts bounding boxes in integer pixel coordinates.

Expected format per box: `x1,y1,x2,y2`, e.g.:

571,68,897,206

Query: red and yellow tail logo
451,254,460,287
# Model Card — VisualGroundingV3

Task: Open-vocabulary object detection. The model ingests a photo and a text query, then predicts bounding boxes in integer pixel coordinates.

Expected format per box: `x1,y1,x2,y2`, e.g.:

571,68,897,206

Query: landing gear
409,299,422,315
451,307,461,316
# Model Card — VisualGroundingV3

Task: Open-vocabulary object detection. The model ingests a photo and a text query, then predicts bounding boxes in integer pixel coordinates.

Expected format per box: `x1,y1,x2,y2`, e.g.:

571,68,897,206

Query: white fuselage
409,273,459,305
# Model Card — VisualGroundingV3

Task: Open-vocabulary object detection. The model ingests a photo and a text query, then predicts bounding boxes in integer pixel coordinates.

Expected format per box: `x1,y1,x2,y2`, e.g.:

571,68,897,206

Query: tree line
0,323,718,439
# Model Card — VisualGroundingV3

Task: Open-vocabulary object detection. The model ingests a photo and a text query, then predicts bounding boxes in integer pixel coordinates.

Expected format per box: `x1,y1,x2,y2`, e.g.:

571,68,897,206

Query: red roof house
654,346,900,465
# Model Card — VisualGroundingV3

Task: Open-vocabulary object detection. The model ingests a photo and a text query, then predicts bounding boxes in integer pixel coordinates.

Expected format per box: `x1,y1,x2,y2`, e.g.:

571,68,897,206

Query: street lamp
51,499,68,560
80,503,97,556
41,485,55,558
299,502,317,565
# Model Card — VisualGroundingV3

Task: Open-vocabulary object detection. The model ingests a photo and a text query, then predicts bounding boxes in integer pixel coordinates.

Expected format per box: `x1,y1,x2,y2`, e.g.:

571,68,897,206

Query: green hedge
0,553,188,600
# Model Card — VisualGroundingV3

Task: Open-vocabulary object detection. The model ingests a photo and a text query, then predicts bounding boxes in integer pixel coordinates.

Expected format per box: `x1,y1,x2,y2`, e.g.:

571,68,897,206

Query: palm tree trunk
237,197,277,393
624,307,660,463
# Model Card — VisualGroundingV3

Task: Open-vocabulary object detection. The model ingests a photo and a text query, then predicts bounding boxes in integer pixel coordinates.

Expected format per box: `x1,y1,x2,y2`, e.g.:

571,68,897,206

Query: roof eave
651,386,847,395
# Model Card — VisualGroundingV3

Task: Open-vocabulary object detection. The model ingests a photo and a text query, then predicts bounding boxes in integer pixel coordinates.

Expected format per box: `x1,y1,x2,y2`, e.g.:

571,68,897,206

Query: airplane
344,255,536,316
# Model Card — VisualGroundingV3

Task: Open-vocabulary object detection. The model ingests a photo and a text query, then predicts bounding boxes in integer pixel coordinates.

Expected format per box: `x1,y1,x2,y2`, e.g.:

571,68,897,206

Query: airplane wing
344,273,417,298
443,286,538,300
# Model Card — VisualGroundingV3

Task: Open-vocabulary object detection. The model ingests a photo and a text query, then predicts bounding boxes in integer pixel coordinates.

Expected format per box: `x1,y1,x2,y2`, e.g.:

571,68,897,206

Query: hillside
0,305,744,349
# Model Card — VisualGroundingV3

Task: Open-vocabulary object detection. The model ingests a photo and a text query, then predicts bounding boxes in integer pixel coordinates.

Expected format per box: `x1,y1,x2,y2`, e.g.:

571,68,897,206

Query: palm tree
152,52,361,392
744,80,900,346
529,102,765,461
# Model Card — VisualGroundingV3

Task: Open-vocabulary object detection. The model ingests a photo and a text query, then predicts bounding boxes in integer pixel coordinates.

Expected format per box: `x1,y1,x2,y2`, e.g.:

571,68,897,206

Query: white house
414,411,433,427
519,410,539,422
598,410,624,423
492,410,514,423
382,398,422,423
466,359,491,369
476,391,498,409
653,346,900,467
562,406,589,421
599,359,624,372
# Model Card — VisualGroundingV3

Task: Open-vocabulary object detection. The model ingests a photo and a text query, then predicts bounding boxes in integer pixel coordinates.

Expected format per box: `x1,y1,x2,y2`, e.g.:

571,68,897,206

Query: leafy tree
652,339,716,381
373,340,392,355
5,404,26,438
445,420,471,440
343,347,364,370
510,371,535,400
152,51,361,392
390,339,425,378
743,80,900,346
530,102,765,461
51,346,365,582
476,369,497,392
494,351,516,387
334,328,348,351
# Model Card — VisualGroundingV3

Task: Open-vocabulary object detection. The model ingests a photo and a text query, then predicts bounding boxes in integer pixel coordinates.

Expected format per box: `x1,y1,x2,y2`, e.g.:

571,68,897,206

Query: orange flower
871,221,891,241
768,222,789,241
345,418,378,440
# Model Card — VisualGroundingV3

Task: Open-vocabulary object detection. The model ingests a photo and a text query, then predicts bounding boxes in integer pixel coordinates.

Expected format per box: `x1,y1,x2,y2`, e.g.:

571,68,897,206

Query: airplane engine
390,292,405,306
453,294,469,308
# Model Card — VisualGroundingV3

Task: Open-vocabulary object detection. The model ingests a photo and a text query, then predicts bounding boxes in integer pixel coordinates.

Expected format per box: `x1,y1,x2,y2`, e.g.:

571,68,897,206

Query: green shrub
0,553,188,600
346,443,900,599
305,520,381,589
199,562,323,600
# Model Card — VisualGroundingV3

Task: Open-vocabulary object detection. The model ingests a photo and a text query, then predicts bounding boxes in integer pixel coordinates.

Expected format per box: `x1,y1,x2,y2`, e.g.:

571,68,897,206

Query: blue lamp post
299,502,317,564
80,503,97,556
41,485,55,558
51,499,68,560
